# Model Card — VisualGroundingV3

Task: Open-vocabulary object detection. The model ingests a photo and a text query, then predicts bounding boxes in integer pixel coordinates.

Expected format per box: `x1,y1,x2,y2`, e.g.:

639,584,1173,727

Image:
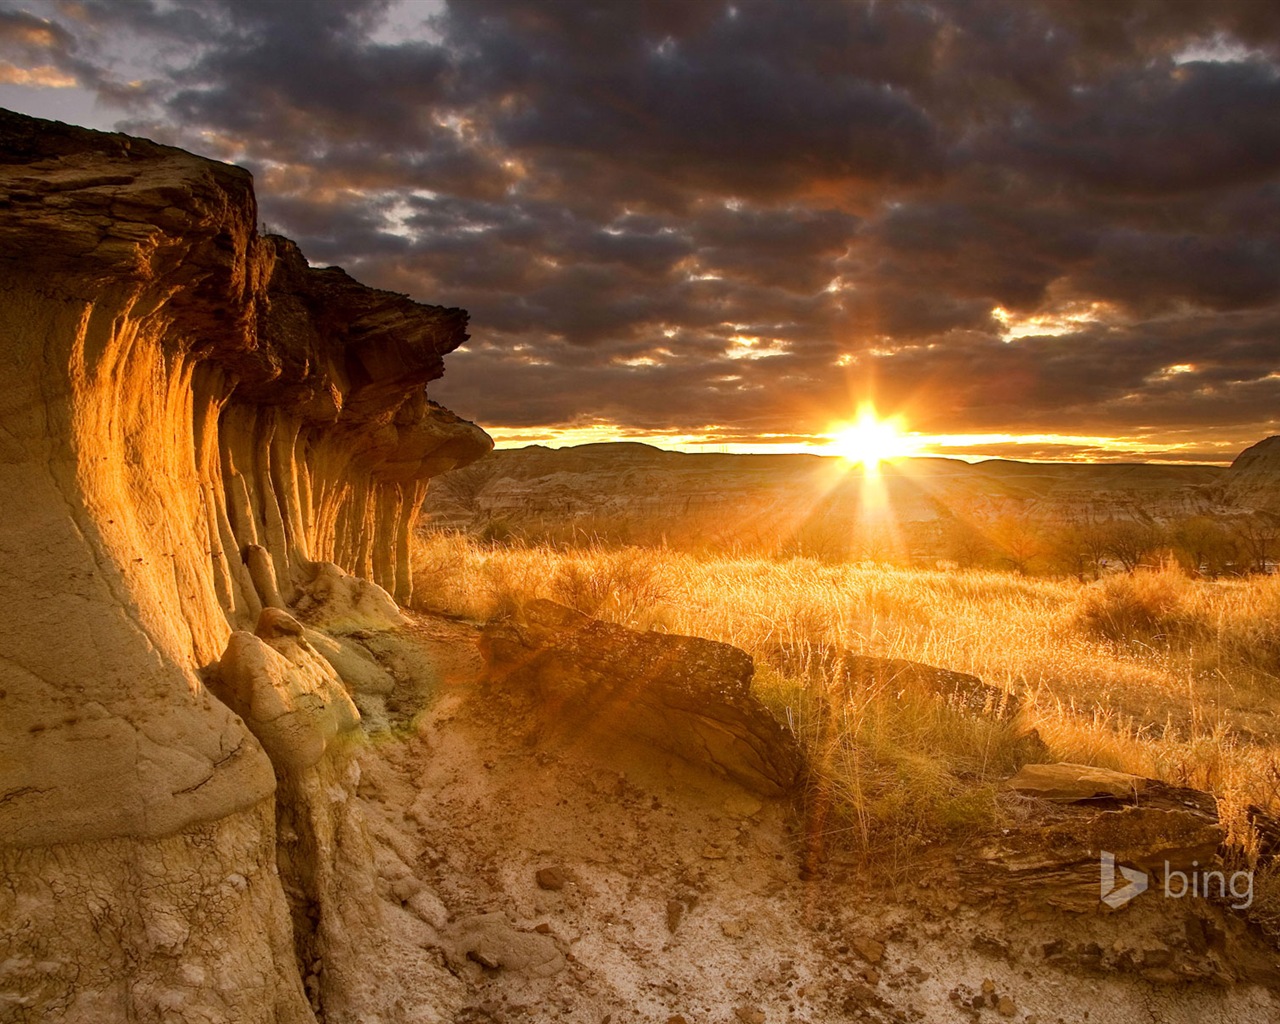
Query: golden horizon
483,424,1245,466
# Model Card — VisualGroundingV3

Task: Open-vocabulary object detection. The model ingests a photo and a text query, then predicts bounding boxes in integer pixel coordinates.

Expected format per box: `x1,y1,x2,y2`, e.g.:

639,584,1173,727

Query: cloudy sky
2,0,1279,462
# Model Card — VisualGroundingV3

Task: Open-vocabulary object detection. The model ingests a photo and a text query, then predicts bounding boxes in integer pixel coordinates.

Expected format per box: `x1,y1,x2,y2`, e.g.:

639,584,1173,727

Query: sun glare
829,405,915,469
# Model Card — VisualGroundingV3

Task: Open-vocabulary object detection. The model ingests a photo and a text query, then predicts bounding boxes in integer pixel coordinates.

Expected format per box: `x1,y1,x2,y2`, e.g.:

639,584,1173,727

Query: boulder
480,600,803,795
303,626,397,696
828,652,1019,720
214,612,361,775
292,562,409,634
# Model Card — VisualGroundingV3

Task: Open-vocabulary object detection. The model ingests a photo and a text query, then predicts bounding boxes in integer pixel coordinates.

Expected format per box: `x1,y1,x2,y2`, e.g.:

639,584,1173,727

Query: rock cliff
0,109,489,1021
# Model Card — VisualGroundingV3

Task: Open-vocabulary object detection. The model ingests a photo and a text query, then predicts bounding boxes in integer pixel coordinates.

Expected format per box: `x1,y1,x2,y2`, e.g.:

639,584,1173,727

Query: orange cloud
0,62,76,88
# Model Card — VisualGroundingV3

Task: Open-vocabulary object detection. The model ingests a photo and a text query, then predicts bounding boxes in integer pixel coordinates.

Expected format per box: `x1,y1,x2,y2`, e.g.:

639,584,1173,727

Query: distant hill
422,441,1255,559
1223,436,1280,511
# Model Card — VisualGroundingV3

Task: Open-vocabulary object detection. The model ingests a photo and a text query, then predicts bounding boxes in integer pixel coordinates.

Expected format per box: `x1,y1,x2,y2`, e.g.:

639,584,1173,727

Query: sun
829,405,915,469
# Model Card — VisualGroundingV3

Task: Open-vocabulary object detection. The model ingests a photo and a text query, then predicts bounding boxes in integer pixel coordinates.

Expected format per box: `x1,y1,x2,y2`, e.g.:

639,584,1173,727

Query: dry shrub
549,544,669,627
1074,566,1187,642
1074,567,1280,675
1202,577,1280,674
413,531,672,627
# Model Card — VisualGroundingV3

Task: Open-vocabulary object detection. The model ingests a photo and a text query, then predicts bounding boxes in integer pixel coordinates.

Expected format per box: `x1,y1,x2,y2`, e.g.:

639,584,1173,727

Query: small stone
1141,946,1173,968
981,978,996,995
467,949,501,970
534,922,552,934
972,934,1009,958
734,1007,765,1024
666,899,685,932
723,792,764,818
536,867,567,891
391,876,422,902
702,845,729,860
861,967,880,985
852,936,885,965
721,917,747,938
666,1017,688,1024
997,995,1016,1017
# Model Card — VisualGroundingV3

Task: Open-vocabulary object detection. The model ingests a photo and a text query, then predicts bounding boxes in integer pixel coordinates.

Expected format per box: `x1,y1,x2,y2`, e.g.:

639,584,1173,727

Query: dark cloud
1006,60,1280,196
3,0,1280,457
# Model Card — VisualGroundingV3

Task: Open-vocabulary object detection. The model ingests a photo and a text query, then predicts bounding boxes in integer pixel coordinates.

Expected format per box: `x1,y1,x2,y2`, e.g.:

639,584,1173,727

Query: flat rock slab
479,600,803,796
1005,762,1149,802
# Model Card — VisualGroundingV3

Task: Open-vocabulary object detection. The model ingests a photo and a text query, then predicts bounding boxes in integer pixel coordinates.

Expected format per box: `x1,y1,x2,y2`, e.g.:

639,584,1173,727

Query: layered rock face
0,110,489,1021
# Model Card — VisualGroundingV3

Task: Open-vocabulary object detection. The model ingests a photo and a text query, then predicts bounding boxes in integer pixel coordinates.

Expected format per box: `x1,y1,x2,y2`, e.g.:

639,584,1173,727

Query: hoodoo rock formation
0,110,489,1021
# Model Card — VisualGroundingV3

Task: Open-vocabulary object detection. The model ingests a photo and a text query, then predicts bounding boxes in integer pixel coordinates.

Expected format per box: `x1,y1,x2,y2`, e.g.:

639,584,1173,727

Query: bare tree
1046,520,1099,581
1170,516,1235,578
1100,518,1165,572
1230,512,1280,574
990,515,1044,575
941,516,993,568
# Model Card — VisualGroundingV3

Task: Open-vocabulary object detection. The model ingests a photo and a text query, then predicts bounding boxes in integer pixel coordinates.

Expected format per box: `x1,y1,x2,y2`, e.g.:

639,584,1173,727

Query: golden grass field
413,531,1280,867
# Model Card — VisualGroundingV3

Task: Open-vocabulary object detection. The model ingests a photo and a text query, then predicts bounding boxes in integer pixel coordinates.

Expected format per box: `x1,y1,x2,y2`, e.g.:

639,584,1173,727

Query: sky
1,0,1279,463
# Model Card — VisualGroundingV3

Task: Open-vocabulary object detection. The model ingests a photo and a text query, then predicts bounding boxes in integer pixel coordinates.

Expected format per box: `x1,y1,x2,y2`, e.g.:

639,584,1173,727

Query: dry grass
413,530,1280,861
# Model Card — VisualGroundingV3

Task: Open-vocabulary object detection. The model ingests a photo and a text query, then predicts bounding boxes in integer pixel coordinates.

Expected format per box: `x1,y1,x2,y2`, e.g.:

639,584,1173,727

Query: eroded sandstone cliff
0,109,489,1021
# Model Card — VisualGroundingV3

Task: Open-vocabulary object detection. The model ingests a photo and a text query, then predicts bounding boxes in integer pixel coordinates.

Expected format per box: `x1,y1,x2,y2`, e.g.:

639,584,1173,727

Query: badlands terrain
423,439,1280,565
4,107,1280,1024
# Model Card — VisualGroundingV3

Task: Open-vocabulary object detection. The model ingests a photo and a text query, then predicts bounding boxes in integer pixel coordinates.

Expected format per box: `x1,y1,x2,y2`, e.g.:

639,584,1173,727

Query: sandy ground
346,613,1280,1024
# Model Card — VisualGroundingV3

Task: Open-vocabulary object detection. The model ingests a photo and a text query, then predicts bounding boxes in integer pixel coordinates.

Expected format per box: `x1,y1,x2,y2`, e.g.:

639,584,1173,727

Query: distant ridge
424,439,1250,551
